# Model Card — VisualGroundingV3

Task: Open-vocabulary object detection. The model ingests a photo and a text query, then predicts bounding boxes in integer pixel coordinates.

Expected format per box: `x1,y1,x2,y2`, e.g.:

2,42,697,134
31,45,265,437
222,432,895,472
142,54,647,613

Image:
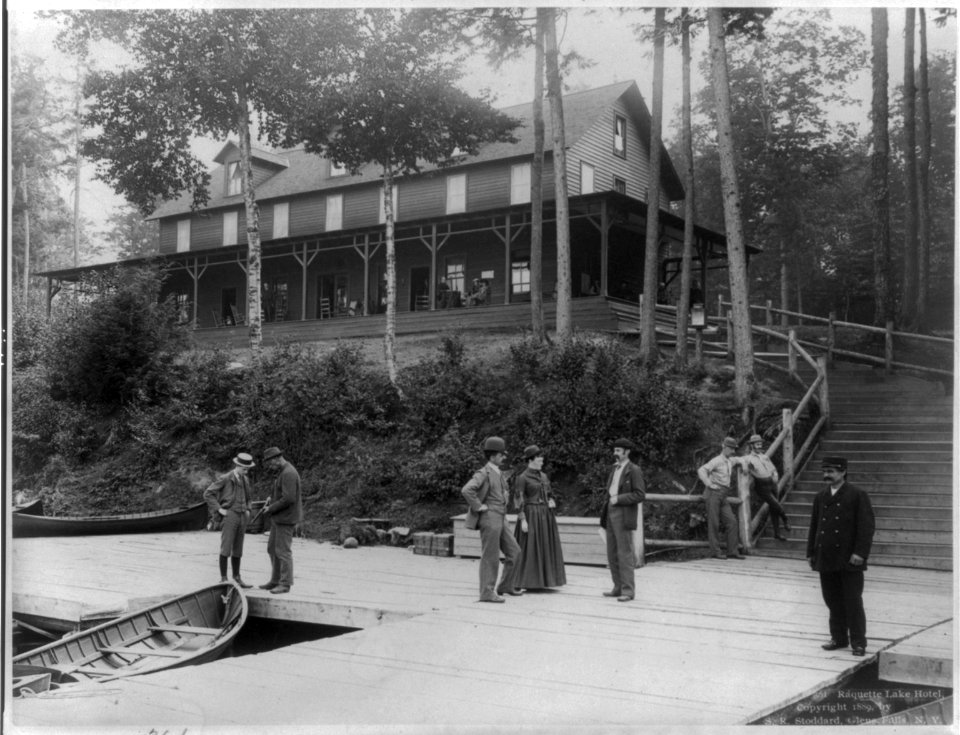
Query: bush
43,266,187,409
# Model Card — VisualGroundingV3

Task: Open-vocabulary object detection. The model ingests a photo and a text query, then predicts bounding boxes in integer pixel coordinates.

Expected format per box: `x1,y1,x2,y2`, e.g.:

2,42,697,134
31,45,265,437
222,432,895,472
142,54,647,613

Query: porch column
600,199,609,296
429,224,437,310
363,234,370,316
293,241,319,320
503,213,511,304
186,256,208,327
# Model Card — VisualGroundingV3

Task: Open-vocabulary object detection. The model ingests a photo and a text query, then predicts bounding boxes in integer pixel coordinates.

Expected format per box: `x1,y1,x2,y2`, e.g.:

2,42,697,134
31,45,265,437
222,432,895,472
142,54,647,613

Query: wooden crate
412,532,454,557
451,514,636,567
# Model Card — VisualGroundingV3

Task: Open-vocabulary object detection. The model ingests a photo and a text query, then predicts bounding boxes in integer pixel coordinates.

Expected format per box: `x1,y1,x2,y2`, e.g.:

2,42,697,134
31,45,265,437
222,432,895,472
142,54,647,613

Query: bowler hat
262,447,283,462
483,436,506,453
821,456,848,471
523,445,543,460
722,437,739,449
233,452,255,468
748,434,764,445
612,437,637,451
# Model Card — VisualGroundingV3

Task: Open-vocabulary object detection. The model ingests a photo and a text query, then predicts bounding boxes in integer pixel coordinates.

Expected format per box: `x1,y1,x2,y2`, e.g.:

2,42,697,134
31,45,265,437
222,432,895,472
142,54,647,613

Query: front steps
754,361,953,571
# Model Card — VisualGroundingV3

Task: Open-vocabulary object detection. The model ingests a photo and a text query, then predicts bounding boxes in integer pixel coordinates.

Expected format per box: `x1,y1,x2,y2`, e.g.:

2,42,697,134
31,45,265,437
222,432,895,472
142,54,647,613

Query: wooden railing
718,297,953,380
636,329,828,562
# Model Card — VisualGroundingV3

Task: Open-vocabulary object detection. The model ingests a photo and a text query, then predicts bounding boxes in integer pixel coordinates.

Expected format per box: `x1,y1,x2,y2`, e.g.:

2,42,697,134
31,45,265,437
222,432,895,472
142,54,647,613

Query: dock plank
9,531,952,729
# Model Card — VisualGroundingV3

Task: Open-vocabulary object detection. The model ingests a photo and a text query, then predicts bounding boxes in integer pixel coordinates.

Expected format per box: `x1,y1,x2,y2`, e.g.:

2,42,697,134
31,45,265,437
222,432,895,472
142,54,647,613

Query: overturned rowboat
12,581,248,685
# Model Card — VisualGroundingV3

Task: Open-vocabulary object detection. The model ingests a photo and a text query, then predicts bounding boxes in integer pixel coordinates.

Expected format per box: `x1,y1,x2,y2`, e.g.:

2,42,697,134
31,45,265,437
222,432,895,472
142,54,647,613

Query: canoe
12,501,208,538
12,498,44,516
12,581,248,684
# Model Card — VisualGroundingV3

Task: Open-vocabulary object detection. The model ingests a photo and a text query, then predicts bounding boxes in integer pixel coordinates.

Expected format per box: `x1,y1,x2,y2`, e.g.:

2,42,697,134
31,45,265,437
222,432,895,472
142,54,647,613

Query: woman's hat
233,452,255,468
523,445,543,460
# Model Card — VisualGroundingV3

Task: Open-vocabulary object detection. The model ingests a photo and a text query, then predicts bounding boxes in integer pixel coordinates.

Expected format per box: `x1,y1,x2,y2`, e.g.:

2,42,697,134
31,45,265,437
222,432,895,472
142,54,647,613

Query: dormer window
329,159,347,177
226,161,242,196
614,115,626,158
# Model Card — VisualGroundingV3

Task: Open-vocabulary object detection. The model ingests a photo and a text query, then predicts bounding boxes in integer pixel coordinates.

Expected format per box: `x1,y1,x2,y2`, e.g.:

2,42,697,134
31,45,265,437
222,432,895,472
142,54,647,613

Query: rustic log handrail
718,297,953,379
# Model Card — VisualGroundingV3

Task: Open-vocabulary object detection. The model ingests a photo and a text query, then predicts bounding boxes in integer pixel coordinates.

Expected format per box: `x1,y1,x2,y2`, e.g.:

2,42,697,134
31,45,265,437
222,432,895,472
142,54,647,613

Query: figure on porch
203,452,255,588
461,436,522,603
511,445,566,590
807,456,875,657
599,438,646,602
465,278,489,307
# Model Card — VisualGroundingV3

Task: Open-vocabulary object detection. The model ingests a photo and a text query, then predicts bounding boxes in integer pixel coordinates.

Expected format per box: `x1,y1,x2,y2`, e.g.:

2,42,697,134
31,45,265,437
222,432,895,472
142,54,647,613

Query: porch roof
37,191,745,282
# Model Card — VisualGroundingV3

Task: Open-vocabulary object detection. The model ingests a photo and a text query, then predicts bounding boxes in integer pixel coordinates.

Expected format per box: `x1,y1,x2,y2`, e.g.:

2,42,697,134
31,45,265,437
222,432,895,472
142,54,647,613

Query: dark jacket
806,482,875,572
203,470,251,517
599,460,646,531
266,460,302,525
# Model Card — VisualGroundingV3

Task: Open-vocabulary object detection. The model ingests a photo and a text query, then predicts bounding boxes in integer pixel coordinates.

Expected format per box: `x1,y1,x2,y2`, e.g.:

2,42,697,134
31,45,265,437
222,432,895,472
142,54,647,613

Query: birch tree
871,8,893,326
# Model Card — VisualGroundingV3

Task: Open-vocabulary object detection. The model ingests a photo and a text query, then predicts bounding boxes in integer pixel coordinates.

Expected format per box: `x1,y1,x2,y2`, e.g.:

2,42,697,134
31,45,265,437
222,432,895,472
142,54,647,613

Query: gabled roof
213,142,290,169
150,80,683,220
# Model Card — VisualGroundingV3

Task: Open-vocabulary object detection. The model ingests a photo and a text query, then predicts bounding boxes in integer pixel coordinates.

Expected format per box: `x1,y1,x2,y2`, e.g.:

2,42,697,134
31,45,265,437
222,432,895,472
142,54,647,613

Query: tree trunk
780,237,789,326
237,96,263,355
640,8,665,364
674,8,695,369
73,62,83,268
21,161,30,302
382,169,401,391
916,8,931,329
707,8,754,405
900,8,918,329
543,8,572,340
871,9,892,326
530,10,547,342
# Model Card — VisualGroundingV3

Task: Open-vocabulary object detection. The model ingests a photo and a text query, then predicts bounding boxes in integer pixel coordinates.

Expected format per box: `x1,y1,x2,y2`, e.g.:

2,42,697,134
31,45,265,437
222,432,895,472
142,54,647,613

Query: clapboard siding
289,192,325,237
570,99,651,200
398,174,446,222
344,187,380,229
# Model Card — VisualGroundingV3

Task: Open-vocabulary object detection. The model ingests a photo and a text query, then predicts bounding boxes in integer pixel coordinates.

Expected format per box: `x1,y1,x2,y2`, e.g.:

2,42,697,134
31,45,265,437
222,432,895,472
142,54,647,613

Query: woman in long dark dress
512,445,566,589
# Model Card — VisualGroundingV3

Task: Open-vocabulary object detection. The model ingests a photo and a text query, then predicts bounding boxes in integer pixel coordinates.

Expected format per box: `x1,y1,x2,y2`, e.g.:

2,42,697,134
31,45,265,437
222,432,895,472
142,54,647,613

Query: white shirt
608,461,628,499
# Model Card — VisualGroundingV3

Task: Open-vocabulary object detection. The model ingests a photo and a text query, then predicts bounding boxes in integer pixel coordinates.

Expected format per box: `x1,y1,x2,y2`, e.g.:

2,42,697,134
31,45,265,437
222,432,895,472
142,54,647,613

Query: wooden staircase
754,361,954,571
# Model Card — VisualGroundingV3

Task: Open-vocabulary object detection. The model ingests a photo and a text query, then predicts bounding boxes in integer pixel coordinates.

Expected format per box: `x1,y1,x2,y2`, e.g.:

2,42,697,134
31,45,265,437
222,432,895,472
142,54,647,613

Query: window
227,161,242,195
325,194,343,231
175,292,190,324
446,259,465,295
614,177,627,195
511,257,531,295
510,162,531,205
329,159,347,177
263,279,289,321
273,202,289,239
379,186,399,224
614,115,626,158
581,162,595,195
222,211,238,246
446,173,466,214
176,219,190,252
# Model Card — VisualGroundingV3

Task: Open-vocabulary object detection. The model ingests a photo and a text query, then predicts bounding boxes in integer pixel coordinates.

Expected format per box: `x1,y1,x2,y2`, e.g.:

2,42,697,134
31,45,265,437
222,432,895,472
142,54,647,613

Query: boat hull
12,502,208,538
13,582,248,684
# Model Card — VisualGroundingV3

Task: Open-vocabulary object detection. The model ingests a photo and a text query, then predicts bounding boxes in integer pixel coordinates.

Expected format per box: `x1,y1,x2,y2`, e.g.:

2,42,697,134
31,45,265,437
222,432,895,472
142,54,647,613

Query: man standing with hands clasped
807,456,875,657
259,447,302,595
599,438,646,602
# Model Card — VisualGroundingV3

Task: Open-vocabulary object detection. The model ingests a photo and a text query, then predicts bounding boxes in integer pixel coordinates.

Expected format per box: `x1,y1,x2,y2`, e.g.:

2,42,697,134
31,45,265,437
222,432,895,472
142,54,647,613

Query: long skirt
513,504,566,589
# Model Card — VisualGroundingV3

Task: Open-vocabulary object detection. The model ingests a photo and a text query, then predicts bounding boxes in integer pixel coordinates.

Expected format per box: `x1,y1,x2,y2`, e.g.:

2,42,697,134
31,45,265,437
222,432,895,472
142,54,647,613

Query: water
228,617,358,657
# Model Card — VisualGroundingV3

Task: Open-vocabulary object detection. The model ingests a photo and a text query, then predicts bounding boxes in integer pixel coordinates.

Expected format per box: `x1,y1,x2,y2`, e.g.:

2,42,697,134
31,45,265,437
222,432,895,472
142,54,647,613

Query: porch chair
229,305,246,326
318,297,332,319
415,294,431,311
211,310,224,328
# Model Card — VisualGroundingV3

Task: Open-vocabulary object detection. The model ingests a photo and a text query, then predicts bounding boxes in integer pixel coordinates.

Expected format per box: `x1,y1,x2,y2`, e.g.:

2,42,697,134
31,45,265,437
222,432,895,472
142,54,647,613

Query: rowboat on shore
12,498,44,516
12,501,208,538
12,581,248,685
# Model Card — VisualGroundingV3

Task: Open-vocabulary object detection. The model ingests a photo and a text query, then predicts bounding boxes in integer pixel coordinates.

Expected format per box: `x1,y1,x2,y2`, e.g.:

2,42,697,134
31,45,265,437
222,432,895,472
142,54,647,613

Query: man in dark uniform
807,456,875,656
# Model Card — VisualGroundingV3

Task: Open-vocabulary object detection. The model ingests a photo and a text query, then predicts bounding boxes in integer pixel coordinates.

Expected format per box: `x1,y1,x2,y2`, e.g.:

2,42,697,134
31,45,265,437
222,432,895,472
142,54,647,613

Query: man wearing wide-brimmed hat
599,438,646,602
203,452,256,588
807,456,875,657
697,437,746,560
259,447,302,595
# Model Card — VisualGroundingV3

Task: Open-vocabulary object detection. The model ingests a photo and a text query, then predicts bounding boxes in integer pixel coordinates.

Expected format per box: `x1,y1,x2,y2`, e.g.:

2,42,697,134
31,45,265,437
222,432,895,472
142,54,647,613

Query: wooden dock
8,531,953,730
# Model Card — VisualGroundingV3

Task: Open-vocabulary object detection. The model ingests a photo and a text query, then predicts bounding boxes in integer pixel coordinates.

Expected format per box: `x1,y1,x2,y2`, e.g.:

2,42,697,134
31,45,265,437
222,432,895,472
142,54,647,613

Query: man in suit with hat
204,452,256,588
259,446,302,595
462,436,522,602
697,437,746,560
599,438,646,601
807,456,875,656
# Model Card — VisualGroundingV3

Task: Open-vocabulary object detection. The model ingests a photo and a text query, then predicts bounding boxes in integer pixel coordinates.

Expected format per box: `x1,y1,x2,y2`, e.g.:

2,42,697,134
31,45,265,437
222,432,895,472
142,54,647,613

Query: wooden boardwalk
8,531,953,730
